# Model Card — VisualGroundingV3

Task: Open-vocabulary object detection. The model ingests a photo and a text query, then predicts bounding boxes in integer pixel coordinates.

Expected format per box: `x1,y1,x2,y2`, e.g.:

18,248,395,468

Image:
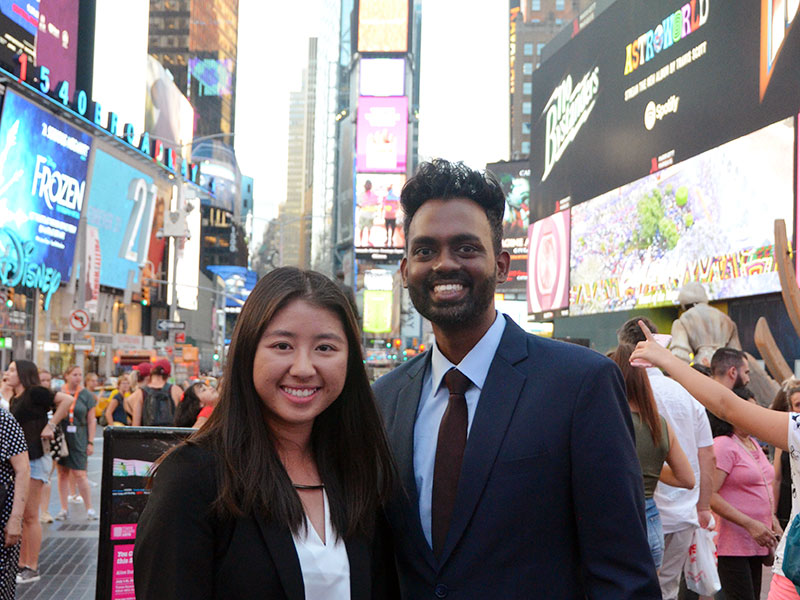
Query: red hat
134,362,152,377
153,358,171,376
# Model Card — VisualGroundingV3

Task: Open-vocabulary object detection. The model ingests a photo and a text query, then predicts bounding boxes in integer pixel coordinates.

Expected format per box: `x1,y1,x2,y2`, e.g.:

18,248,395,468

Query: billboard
357,0,409,53
356,96,408,173
363,289,393,334
86,149,156,291
360,58,406,97
529,0,800,220
189,58,234,97
569,117,795,316
207,265,258,313
0,89,92,279
487,161,531,291
527,210,570,319
354,173,406,250
0,0,80,98
145,55,194,157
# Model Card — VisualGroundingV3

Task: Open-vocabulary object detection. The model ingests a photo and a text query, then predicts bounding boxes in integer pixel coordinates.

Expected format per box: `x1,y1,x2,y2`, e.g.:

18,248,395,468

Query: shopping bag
684,519,721,596
782,514,800,591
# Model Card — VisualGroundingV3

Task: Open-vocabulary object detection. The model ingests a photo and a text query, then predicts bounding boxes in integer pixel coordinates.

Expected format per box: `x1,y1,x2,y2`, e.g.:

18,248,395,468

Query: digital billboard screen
527,210,570,319
0,89,92,279
360,58,405,97
356,96,408,173
207,265,258,312
569,117,795,316
189,58,234,97
357,0,409,53
487,161,530,291
354,173,406,250
529,0,800,220
87,149,156,290
0,0,80,98
363,289,393,334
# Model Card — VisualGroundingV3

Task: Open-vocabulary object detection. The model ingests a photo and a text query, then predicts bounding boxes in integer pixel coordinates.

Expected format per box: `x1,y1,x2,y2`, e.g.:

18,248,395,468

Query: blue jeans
645,497,664,570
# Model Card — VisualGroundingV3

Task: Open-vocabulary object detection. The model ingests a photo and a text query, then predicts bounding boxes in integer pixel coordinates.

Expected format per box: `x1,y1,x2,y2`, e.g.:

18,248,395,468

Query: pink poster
356,96,408,173
527,210,570,315
111,544,135,600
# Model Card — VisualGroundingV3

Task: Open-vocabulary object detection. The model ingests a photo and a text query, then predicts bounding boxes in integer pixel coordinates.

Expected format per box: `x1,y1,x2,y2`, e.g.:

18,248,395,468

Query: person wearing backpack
130,360,182,427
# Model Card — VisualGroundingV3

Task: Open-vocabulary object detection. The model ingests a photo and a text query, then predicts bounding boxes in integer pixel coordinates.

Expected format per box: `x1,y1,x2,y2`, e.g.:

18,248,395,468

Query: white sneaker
54,509,68,521
68,494,83,504
39,512,54,523
87,508,98,520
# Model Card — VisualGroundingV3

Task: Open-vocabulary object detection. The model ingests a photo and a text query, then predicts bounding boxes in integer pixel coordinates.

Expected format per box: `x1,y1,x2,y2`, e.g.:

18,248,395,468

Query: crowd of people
0,357,219,596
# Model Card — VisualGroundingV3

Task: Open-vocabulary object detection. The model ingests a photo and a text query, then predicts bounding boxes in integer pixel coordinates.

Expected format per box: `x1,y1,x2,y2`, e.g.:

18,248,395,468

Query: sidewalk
16,433,103,600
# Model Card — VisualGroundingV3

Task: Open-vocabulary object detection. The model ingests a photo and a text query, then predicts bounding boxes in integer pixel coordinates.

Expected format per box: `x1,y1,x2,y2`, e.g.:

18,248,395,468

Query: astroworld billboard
529,0,800,217
486,161,531,292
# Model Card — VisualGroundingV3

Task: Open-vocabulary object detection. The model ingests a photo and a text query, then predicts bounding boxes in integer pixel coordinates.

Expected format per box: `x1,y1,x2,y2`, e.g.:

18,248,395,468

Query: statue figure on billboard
669,282,741,366
670,281,778,406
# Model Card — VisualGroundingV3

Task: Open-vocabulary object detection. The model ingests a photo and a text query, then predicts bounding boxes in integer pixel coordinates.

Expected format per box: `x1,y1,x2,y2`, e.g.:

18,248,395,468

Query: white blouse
292,490,351,600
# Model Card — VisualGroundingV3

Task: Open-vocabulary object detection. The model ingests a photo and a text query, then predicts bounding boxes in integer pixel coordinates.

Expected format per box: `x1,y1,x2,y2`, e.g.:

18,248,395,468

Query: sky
234,0,510,241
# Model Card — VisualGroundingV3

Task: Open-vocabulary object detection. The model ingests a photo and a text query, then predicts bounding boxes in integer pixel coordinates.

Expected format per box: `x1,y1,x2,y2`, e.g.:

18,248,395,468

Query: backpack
141,385,175,426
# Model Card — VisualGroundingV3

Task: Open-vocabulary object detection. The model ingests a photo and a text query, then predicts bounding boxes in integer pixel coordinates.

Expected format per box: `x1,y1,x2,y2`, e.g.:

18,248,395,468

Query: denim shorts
645,497,665,569
30,454,53,483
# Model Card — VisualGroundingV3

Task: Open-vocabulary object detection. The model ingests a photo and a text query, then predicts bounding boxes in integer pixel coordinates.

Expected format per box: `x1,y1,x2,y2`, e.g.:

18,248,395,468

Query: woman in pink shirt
710,386,781,600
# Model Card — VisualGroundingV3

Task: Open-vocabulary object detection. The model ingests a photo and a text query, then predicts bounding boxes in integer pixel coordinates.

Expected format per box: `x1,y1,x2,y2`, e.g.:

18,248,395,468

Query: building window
522,102,532,115
537,43,545,55
521,141,531,154
523,82,532,95
523,62,533,75
522,122,531,134
556,0,565,9
531,0,541,9
555,18,563,25
523,43,533,56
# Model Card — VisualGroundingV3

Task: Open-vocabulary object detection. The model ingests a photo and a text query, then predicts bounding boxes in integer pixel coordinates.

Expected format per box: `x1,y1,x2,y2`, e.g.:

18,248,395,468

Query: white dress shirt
291,490,351,600
413,312,507,548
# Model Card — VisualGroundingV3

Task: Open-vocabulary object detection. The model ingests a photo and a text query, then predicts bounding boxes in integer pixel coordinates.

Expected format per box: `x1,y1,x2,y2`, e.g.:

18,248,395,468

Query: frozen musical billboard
357,0,409,53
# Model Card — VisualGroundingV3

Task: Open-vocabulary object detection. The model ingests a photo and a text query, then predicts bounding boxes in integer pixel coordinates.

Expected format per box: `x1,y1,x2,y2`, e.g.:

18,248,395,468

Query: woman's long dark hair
183,267,395,539
611,344,663,445
13,360,41,390
173,383,202,427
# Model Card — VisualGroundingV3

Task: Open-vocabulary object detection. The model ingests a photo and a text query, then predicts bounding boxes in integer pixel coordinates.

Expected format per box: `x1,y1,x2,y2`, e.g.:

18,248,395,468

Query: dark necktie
431,368,471,557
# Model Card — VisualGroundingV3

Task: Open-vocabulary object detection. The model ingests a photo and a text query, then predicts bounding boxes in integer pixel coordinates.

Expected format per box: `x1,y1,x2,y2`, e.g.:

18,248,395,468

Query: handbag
49,422,69,459
684,516,722,596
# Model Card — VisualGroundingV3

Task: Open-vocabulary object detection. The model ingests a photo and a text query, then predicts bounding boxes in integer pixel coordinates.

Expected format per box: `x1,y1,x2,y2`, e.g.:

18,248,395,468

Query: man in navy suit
373,159,661,599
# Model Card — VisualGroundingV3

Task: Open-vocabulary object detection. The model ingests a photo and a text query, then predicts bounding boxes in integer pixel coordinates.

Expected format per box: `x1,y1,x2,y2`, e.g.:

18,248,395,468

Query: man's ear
400,257,408,288
495,251,511,284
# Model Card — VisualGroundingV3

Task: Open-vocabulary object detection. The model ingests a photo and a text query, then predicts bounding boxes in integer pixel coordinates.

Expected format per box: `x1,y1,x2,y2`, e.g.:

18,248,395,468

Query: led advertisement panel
363,289,393,334
207,265,258,313
529,0,800,221
527,210,570,319
357,0,409,53
87,149,156,290
360,58,406,97
0,0,79,98
0,89,92,279
354,173,406,250
356,96,408,173
487,161,531,291
569,117,794,316
189,58,234,97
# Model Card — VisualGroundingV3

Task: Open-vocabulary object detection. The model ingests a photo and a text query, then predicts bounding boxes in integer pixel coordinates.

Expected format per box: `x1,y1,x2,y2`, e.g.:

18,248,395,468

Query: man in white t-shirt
619,317,716,600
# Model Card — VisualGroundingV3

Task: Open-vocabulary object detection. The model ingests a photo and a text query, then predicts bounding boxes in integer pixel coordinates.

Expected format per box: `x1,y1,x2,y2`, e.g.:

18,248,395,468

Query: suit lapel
254,514,305,600
387,354,437,570
438,317,529,565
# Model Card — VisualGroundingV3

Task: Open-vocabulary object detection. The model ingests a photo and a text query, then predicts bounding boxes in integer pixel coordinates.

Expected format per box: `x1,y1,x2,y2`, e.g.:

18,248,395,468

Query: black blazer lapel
346,536,371,599
254,514,305,600
438,317,529,565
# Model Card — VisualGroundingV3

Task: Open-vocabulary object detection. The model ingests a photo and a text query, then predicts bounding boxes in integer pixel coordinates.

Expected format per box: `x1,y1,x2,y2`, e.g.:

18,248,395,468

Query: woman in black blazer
134,268,397,599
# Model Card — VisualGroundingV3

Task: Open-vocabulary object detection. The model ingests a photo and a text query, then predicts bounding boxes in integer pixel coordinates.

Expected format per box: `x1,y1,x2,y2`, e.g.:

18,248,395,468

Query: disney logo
0,227,61,310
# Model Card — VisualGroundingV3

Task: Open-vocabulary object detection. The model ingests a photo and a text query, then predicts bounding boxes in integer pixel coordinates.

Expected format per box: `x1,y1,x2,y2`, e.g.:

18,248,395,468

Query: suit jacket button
434,584,449,598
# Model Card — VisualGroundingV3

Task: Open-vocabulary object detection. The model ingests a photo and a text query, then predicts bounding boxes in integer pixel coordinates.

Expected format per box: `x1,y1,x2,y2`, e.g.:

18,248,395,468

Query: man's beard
734,372,746,389
407,269,496,329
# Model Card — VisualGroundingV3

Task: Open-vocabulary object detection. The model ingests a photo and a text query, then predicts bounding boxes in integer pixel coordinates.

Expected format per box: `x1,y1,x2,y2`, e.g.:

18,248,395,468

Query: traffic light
5,287,13,308
213,352,220,361
141,278,150,306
